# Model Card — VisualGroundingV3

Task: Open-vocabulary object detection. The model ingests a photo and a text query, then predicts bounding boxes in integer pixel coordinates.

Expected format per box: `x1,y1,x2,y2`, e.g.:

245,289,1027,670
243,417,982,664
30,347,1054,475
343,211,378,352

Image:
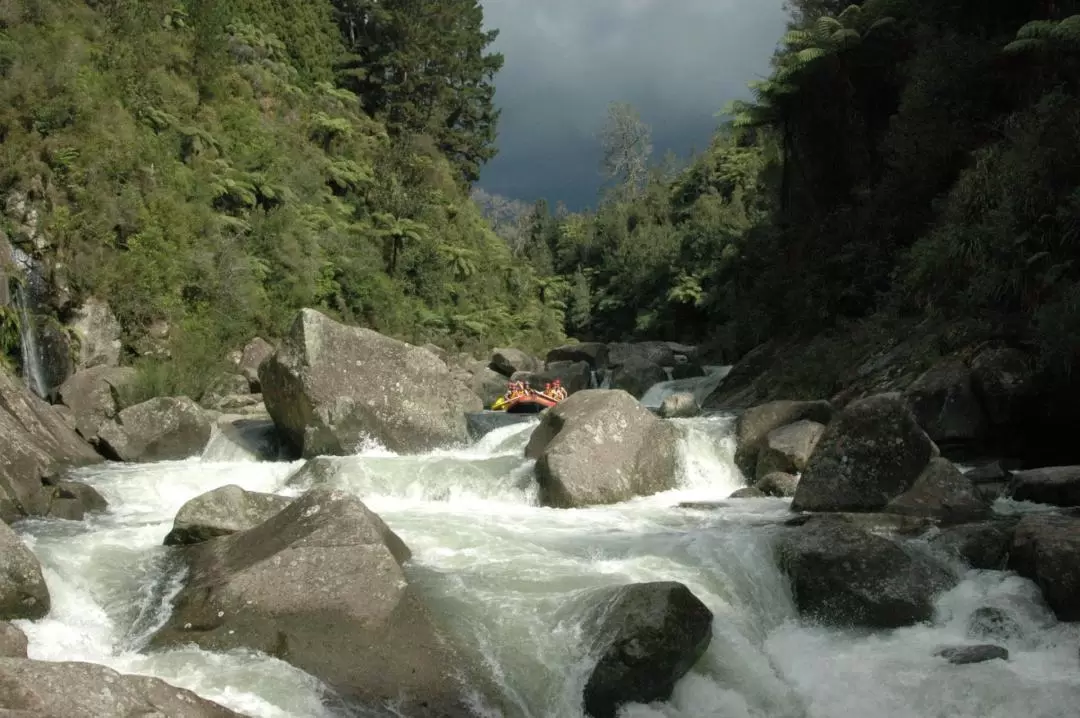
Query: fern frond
1016,20,1058,40
1003,38,1046,54
795,47,827,63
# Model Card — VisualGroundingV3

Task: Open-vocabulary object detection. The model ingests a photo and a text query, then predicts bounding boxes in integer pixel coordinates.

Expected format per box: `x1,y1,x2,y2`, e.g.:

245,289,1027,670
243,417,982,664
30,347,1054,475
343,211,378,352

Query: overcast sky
475,0,789,211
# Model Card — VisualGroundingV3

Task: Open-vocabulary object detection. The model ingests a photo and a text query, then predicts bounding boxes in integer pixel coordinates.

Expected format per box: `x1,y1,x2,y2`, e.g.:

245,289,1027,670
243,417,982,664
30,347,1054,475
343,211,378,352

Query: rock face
733,400,833,479
490,347,539,376
151,487,489,715
96,396,212,462
0,367,100,521
1006,466,1080,507
903,357,986,447
0,622,27,658
885,458,991,523
238,337,275,392
581,582,713,718
0,658,245,717
525,390,680,508
163,485,291,546
259,308,481,456
56,366,137,445
658,392,699,419
775,516,954,628
1007,514,1080,621
609,356,667,399
755,419,825,479
69,297,122,369
0,521,50,621
791,394,935,512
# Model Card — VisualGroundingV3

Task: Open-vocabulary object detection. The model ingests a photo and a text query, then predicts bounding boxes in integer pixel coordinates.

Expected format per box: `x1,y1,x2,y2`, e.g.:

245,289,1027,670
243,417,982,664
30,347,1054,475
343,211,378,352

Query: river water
11,415,1080,717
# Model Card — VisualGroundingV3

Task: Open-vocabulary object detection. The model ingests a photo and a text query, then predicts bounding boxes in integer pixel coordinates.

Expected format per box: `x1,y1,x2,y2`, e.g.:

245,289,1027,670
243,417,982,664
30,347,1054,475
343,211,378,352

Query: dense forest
501,0,1080,390
0,0,565,396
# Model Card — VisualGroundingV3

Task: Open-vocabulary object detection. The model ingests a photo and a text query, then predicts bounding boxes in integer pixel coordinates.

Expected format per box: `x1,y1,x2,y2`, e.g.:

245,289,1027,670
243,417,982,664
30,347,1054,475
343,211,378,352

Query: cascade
10,247,47,398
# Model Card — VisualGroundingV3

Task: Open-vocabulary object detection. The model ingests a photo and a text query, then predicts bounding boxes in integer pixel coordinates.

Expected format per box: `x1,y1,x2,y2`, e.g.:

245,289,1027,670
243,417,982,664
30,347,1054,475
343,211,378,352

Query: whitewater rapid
11,416,1080,717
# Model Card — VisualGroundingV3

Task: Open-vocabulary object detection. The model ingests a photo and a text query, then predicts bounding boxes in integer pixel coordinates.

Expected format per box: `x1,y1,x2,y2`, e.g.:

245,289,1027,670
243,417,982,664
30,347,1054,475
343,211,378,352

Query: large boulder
259,309,481,456
69,297,121,369
581,582,713,718
775,516,955,628
490,347,539,377
1005,466,1080,507
1007,514,1080,621
96,396,212,462
0,367,100,521
754,419,825,480
0,622,27,658
903,357,987,447
791,394,935,512
468,366,510,408
237,337,275,392
755,471,799,498
43,480,108,521
609,356,668,399
928,518,1019,570
733,400,834,479
0,521,50,621
885,458,991,524
163,485,291,546
150,487,492,714
525,390,680,508
546,342,609,369
969,342,1035,429
0,658,245,717
608,341,676,368
56,366,138,445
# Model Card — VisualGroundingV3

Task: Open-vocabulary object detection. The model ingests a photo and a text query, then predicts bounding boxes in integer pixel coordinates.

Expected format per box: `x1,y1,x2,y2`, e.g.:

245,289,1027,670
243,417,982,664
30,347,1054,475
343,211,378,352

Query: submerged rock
0,521,50,621
163,485,291,546
775,516,955,628
0,658,244,717
791,394,935,512
967,607,1024,642
525,390,680,508
259,308,481,456
1006,466,1080,507
96,396,212,462
934,644,1009,665
733,400,834,479
885,457,991,524
729,487,766,498
1007,514,1080,621
464,410,537,441
581,582,713,718
150,487,491,715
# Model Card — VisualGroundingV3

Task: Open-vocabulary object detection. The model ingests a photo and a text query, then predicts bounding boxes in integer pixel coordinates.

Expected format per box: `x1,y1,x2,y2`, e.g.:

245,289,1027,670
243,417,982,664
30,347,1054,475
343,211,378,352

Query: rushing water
10,415,1080,718
10,247,47,399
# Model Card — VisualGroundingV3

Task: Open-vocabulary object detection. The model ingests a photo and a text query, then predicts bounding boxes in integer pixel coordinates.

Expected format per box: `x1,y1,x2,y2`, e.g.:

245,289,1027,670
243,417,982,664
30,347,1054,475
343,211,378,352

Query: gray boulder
0,658,245,717
43,480,107,521
755,471,799,498
468,366,510,408
0,521,49,621
1007,514,1080,621
525,390,680,508
903,357,986,446
791,394,935,512
96,396,212,462
933,644,1008,665
775,516,955,628
885,458,991,524
608,341,676,368
490,347,539,376
546,342,609,369
163,485,291,546
150,487,491,715
609,356,667,399
259,309,481,456
0,622,27,658
755,419,825,480
581,582,713,718
56,366,138,445
733,400,834,479
1006,466,1080,507
237,337,275,392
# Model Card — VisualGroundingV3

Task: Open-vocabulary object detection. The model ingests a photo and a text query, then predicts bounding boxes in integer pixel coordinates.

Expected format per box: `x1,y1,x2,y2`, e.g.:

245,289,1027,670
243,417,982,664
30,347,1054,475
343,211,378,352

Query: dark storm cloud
477,0,790,210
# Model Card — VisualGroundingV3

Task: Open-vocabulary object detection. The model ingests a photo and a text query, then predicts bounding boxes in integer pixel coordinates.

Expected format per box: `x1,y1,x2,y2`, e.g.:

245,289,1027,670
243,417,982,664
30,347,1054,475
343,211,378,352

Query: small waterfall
638,364,733,410
10,248,47,398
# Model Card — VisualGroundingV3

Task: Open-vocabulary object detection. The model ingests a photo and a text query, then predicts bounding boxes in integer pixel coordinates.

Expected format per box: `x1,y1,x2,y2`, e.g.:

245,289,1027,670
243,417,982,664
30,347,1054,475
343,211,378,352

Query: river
10,415,1080,717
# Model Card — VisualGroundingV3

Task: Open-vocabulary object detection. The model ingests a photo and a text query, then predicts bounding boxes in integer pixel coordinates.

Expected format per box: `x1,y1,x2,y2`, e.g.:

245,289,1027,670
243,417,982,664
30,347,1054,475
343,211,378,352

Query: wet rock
670,362,705,380
658,392,699,419
490,347,539,376
966,460,1013,484
464,410,537,441
903,357,987,447
885,458,991,524
525,390,679,508
163,485,291,546
69,297,121,369
791,394,935,512
608,341,676,369
581,582,713,718
967,607,1024,642
237,337,274,392
56,366,138,445
729,487,766,498
755,471,799,498
775,516,955,628
259,308,481,457
929,518,1019,570
609,356,668,399
0,521,49,621
733,400,834,479
0,367,101,521
1006,466,1080,507
547,342,610,369
0,622,27,658
755,419,825,480
934,644,1009,665
151,487,490,715
512,360,592,395
96,396,212,462
970,342,1035,428
44,480,107,521
469,365,510,408
0,658,245,717
204,416,284,461
1007,514,1080,621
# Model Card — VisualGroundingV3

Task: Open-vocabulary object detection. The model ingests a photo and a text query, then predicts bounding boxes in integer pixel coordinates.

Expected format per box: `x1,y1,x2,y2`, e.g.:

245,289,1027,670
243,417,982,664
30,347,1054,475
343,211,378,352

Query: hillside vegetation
0,0,564,396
